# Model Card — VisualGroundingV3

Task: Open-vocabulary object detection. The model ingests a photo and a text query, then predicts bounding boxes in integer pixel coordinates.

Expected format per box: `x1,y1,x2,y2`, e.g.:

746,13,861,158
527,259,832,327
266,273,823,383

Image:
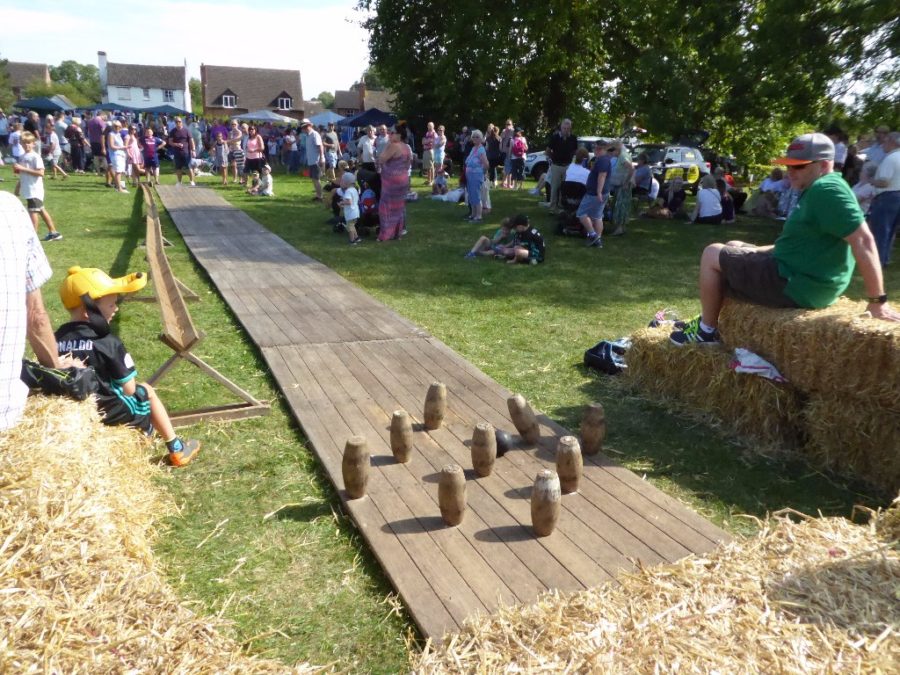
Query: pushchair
556,181,587,236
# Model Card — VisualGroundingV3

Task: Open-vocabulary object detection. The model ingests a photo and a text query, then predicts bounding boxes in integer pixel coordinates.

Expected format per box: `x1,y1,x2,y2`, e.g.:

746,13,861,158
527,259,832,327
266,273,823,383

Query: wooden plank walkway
157,185,730,640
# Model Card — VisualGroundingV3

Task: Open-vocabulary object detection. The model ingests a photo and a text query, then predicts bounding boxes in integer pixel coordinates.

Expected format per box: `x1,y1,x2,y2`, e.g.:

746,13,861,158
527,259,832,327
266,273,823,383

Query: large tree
48,60,101,103
359,0,898,163
0,56,14,110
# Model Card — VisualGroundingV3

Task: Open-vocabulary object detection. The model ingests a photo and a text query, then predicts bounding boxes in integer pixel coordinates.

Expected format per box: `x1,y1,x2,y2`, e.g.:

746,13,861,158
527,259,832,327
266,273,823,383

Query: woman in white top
107,120,128,193
691,174,723,224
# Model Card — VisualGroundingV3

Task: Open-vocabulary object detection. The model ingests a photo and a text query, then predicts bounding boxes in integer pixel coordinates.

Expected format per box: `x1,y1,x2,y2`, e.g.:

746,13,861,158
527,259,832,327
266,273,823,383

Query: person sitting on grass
465,217,515,259
717,178,736,224
246,165,274,196
13,131,62,242
495,213,546,264
670,133,900,346
56,266,200,467
432,165,449,195
339,172,362,245
690,174,723,224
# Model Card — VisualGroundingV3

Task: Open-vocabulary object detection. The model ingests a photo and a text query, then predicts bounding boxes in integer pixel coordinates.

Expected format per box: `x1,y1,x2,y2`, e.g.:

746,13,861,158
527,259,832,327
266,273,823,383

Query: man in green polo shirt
671,133,899,345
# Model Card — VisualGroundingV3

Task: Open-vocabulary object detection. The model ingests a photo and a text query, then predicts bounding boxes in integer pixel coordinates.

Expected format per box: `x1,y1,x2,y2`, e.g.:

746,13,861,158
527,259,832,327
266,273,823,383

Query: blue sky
2,0,371,100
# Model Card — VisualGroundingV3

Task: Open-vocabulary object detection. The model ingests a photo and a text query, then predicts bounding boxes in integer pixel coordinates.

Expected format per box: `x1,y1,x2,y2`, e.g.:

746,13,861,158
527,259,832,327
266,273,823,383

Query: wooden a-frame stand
140,186,269,427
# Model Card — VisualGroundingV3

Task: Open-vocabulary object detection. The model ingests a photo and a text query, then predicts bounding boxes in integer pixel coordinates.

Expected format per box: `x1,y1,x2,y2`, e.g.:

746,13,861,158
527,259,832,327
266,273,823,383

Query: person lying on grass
493,213,546,264
56,266,200,467
670,133,900,346
464,217,515,259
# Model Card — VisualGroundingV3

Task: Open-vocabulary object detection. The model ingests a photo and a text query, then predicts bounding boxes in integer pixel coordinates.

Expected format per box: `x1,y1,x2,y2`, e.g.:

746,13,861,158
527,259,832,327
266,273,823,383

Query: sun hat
59,266,147,310
773,133,835,165
299,118,312,127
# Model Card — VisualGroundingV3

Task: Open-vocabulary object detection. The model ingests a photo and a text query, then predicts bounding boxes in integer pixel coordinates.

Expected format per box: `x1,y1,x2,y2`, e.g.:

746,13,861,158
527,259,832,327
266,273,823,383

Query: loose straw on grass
415,509,900,673
0,396,318,673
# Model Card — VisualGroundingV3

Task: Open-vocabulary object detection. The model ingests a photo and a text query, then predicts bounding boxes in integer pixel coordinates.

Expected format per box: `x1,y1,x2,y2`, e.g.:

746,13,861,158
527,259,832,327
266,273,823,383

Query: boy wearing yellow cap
56,266,200,467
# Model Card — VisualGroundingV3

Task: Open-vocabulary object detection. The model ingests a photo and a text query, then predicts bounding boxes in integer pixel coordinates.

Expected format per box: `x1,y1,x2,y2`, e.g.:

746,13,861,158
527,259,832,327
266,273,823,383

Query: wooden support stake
531,470,561,537
342,436,370,500
507,394,539,445
390,410,413,463
438,464,466,526
556,436,583,494
470,422,497,477
424,382,447,430
581,402,607,456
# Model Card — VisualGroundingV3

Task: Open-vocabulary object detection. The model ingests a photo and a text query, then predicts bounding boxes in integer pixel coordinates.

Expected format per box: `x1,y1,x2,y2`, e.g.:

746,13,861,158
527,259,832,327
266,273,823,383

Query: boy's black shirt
54,321,137,399
515,227,546,257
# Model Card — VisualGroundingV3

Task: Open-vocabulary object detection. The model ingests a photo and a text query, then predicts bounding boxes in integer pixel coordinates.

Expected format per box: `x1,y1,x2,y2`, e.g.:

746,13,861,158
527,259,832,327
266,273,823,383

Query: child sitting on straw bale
55,266,200,467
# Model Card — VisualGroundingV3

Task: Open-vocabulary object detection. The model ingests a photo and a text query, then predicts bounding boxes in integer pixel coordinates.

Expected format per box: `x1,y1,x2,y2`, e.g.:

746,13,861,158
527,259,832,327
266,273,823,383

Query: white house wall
104,85,186,109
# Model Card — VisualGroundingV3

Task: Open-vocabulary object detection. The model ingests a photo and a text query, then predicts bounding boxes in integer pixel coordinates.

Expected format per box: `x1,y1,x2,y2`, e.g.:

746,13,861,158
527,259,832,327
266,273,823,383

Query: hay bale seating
415,509,900,673
0,396,314,673
625,298,900,494
626,325,805,448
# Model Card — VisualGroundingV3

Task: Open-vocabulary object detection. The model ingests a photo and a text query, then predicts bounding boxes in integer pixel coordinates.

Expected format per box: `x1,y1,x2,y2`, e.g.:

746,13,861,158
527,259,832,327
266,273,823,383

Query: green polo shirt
773,172,863,308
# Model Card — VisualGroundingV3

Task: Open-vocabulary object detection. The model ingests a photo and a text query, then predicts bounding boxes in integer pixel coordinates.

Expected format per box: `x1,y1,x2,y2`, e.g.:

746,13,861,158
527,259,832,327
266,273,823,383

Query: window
117,87,131,101
142,88,150,100
222,94,236,108
683,150,697,161
277,96,292,110
163,89,175,102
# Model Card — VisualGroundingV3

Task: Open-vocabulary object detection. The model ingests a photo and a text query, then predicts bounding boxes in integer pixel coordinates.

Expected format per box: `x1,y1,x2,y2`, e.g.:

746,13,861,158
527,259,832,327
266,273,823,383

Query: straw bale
624,326,805,449
0,396,315,673
876,494,900,543
719,298,900,411
801,394,900,495
415,515,900,673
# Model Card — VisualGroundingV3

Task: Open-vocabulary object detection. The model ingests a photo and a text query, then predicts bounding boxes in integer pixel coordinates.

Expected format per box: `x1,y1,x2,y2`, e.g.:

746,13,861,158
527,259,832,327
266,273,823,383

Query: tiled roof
202,65,304,111
304,100,325,116
364,89,395,113
107,62,184,90
333,90,360,111
5,61,50,88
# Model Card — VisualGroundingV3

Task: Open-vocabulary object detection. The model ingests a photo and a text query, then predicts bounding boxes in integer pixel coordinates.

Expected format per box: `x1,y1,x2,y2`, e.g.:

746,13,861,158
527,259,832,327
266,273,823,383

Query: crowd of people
2,101,899,456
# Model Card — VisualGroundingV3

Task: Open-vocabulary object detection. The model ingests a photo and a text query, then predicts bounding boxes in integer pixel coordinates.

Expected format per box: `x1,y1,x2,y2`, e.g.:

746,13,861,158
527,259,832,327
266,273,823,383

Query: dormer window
278,96,292,110
222,94,236,108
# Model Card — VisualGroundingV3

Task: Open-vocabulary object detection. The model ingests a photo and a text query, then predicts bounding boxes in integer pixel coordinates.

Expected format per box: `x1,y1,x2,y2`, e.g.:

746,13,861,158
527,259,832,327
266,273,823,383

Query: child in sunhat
55,266,200,467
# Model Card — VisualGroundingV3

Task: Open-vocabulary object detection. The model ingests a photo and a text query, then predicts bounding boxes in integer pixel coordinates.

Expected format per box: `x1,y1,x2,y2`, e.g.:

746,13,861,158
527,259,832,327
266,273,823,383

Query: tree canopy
359,0,899,163
316,91,336,108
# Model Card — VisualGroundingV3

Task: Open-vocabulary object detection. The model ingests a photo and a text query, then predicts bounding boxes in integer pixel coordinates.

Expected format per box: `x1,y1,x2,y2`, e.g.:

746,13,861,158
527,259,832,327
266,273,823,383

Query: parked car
631,143,710,192
524,135,615,179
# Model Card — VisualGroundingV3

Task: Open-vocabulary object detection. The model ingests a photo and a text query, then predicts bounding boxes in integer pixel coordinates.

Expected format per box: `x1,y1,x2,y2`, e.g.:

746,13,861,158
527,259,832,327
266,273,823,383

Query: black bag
583,338,632,375
21,360,101,401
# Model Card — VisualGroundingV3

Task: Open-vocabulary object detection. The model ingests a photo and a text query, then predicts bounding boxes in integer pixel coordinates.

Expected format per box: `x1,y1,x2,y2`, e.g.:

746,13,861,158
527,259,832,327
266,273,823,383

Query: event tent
309,110,345,126
231,109,296,124
140,103,190,115
339,108,396,128
13,95,74,112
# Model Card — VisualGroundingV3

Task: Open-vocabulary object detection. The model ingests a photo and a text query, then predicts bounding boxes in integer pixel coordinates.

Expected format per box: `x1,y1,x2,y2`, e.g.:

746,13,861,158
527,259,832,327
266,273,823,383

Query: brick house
97,51,189,110
200,65,305,121
333,81,395,118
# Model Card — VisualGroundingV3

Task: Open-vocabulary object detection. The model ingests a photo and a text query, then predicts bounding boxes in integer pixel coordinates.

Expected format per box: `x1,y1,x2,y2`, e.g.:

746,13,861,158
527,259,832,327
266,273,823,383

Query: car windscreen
632,145,666,163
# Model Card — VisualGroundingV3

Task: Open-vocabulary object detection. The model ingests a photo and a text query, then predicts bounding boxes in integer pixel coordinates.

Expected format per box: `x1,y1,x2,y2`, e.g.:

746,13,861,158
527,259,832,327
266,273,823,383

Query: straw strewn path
156,185,730,641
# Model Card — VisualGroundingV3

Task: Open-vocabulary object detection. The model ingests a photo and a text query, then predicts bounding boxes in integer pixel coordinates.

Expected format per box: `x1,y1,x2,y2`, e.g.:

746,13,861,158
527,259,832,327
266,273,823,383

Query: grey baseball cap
774,133,834,165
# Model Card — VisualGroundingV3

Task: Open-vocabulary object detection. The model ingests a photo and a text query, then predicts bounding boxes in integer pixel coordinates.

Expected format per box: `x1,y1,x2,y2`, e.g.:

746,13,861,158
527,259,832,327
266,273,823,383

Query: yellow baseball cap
59,266,147,310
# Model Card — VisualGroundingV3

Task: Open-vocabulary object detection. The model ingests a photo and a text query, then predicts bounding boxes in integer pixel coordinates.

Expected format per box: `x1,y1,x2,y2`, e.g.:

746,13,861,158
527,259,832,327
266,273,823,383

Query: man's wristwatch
867,294,888,304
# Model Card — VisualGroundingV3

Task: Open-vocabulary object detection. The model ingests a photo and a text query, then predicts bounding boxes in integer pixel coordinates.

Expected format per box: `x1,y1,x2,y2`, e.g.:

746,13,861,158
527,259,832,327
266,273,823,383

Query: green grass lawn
4,161,895,671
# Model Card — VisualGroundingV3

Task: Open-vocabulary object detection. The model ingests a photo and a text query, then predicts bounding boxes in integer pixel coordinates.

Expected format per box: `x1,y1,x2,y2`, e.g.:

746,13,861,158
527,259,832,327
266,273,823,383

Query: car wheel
531,162,548,179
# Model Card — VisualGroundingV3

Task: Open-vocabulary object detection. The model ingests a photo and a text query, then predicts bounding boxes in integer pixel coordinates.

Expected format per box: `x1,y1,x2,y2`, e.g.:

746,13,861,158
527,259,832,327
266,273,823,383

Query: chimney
98,51,108,103
358,76,367,111
183,58,191,114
